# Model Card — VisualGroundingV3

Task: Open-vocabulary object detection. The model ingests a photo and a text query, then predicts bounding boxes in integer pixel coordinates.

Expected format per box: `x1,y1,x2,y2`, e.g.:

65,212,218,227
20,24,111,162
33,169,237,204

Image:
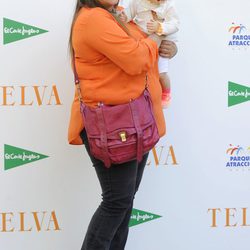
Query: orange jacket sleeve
83,8,158,75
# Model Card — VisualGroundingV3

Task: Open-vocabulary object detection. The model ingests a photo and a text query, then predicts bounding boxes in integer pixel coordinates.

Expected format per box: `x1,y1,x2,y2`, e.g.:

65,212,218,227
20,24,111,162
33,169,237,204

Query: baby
119,0,179,108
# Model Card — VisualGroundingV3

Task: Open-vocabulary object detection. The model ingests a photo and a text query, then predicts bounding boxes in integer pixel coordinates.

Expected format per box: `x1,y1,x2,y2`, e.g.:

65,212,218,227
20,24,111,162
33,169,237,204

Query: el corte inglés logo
4,144,49,170
129,208,162,227
3,18,48,44
228,81,250,107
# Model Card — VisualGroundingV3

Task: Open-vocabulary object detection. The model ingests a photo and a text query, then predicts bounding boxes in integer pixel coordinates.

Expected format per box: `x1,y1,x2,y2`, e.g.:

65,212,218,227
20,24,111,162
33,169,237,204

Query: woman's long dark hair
69,0,129,60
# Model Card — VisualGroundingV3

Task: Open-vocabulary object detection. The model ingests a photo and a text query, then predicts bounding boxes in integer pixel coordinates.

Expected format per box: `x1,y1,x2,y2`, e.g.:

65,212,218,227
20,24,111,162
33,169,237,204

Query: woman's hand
159,40,178,59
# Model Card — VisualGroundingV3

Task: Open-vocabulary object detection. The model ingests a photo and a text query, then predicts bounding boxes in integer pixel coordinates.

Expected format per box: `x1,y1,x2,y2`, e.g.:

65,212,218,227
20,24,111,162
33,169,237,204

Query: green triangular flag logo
129,208,162,227
228,81,250,107
4,144,49,170
3,18,48,45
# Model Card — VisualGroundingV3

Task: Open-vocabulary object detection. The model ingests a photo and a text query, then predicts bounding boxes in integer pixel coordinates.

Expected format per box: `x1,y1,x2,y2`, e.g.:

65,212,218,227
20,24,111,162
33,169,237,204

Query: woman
68,0,177,249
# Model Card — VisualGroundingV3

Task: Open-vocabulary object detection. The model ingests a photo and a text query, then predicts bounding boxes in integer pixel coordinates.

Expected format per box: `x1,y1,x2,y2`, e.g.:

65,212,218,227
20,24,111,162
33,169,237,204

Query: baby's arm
157,5,179,36
147,19,161,34
122,0,137,22
118,11,128,22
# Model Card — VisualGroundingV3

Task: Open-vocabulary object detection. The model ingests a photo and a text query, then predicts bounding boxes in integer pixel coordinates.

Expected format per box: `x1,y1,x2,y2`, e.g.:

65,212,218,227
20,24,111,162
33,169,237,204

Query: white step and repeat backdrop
1,0,250,249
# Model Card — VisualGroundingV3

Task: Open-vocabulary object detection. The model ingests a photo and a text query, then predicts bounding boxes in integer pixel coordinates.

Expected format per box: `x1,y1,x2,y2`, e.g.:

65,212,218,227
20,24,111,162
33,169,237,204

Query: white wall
1,0,250,249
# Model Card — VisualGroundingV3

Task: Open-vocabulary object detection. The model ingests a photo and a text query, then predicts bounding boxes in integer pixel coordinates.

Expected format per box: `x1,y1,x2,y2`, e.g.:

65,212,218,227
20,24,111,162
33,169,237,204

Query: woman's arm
84,8,158,75
123,0,137,22
157,6,180,36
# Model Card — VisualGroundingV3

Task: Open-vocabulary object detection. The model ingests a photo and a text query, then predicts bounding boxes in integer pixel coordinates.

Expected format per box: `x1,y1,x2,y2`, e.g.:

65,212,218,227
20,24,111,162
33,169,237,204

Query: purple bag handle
72,51,84,106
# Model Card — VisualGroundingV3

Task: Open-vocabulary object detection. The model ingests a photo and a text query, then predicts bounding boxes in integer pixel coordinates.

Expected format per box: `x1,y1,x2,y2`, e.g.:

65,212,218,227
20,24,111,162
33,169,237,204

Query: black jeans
80,129,148,250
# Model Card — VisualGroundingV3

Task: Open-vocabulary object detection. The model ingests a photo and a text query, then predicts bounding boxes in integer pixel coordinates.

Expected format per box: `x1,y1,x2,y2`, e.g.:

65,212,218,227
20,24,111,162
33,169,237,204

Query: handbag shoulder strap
72,50,83,104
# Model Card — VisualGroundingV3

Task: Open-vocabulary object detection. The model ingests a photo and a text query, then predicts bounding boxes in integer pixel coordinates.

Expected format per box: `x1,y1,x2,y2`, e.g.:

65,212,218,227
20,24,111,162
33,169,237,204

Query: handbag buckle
119,131,127,142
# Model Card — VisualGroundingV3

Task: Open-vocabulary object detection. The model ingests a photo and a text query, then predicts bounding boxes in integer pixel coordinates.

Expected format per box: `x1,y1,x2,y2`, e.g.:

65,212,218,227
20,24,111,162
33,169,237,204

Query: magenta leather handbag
73,57,160,168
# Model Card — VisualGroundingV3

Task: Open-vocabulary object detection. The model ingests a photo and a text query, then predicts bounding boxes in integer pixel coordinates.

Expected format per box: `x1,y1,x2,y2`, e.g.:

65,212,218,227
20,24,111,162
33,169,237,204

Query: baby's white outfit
124,0,179,73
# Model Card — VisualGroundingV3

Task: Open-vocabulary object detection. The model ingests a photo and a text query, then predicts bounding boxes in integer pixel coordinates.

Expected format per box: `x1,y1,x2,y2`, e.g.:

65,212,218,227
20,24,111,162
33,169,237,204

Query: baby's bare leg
159,72,171,108
159,72,170,90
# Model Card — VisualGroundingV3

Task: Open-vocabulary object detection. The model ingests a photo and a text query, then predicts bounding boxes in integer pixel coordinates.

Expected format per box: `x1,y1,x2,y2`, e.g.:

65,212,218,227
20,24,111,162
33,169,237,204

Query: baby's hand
147,20,160,34
118,11,128,22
